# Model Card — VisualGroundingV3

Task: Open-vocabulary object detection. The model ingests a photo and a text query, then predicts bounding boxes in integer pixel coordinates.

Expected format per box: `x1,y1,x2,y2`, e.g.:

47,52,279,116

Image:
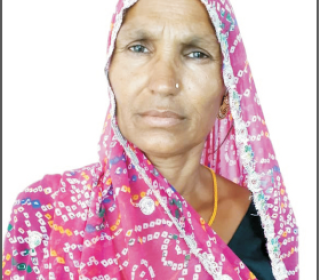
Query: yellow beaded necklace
203,165,218,226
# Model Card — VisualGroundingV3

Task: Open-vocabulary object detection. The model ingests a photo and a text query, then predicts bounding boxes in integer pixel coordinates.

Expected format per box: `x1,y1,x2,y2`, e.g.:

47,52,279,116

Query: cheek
109,60,128,100
185,70,223,121
109,63,134,114
109,56,149,104
183,76,223,141
191,95,221,132
108,60,147,141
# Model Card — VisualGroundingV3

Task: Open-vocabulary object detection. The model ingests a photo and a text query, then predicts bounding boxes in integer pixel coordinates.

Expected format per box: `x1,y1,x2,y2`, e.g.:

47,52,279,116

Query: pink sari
2,0,299,279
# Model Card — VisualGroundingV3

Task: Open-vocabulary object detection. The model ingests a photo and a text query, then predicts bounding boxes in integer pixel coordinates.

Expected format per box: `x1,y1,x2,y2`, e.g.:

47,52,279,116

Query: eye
187,51,209,59
128,44,149,54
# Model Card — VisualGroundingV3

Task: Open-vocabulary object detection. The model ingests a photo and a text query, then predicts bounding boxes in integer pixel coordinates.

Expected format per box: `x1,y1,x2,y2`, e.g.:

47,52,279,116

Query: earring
175,83,179,89
217,93,229,119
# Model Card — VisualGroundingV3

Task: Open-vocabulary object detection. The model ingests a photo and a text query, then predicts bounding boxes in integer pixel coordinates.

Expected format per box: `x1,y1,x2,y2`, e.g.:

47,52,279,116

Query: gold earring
217,94,229,119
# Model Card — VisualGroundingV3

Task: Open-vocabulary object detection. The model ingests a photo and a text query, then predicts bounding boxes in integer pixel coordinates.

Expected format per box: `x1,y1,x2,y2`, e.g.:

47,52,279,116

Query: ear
220,95,225,106
217,93,230,120
220,88,228,106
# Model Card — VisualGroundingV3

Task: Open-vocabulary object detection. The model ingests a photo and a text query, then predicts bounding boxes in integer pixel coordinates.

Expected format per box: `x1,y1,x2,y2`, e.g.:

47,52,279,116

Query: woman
2,0,299,279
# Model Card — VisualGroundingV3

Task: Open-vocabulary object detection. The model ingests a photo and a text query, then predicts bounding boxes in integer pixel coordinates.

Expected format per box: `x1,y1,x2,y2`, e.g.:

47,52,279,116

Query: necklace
203,165,218,226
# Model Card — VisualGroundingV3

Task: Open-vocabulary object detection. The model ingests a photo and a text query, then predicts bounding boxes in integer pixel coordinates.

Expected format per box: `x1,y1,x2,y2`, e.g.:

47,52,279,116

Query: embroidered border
201,1,288,279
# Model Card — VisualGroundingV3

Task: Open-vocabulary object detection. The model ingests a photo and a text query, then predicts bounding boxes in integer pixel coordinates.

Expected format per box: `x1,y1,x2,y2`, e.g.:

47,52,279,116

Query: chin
132,134,183,157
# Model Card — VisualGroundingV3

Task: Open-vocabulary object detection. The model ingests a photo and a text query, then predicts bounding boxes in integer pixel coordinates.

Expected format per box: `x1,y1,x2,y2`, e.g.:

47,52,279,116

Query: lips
138,110,185,128
140,110,184,119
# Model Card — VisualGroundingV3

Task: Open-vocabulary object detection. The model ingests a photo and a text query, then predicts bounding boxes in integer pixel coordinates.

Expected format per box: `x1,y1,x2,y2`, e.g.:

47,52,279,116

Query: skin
109,0,252,244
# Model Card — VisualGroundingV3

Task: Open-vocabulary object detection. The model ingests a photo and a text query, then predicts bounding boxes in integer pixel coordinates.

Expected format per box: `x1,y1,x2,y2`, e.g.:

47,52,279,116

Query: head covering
2,0,299,279
98,0,299,278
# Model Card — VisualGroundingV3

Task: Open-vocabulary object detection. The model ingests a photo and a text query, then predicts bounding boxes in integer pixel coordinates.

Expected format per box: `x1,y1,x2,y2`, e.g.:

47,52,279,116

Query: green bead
17,263,26,271
185,254,191,260
11,257,17,266
26,265,33,273
175,209,180,219
98,208,105,218
7,224,13,231
172,234,178,240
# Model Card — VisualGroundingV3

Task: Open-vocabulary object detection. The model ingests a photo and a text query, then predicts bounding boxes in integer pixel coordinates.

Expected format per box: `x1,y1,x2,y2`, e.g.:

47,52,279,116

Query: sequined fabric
2,0,298,279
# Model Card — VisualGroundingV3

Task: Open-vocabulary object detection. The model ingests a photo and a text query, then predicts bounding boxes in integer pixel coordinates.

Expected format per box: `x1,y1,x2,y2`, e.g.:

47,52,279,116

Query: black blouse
227,200,276,280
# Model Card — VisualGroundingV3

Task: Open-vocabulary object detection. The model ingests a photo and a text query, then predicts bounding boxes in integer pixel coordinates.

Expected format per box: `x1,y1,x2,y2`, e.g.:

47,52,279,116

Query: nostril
148,75,179,96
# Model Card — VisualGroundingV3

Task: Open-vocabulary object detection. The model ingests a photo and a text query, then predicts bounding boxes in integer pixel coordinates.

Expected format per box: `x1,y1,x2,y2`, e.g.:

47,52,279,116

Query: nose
148,55,180,97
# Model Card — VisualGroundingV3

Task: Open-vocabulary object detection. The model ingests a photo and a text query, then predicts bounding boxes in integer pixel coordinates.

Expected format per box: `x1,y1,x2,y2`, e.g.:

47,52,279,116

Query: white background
3,0,317,278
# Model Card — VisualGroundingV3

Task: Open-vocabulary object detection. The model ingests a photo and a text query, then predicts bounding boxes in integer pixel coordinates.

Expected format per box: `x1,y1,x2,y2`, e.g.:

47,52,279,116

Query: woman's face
109,0,224,157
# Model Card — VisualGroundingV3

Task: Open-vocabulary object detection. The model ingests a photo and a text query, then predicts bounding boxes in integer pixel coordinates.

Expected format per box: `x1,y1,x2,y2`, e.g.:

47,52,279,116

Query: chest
211,197,252,244
191,190,252,245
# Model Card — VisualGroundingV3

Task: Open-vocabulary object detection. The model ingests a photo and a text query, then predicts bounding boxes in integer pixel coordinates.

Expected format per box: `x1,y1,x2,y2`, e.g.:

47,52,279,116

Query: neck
145,141,207,196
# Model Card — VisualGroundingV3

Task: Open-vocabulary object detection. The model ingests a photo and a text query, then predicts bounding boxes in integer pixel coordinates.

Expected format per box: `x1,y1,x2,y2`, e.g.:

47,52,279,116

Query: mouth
138,110,185,128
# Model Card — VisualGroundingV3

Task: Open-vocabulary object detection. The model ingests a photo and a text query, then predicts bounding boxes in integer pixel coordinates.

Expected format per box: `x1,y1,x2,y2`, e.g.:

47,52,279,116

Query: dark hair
214,121,233,153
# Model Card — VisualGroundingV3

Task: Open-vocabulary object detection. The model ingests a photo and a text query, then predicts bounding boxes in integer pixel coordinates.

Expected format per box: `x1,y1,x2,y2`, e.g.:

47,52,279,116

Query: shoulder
7,173,63,231
11,173,63,227
2,163,102,279
16,173,63,201
2,173,62,279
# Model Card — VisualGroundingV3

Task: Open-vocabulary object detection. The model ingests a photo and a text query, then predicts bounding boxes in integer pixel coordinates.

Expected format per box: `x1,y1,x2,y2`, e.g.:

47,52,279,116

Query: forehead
121,0,215,35
125,0,209,19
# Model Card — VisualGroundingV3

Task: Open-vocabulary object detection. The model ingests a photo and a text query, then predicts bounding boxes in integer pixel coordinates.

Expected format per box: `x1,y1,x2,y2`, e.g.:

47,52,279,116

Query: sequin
139,196,155,215
27,231,42,249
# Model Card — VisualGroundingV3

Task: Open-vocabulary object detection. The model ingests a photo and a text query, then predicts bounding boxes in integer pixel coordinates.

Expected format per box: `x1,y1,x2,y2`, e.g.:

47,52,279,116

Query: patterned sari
2,0,299,279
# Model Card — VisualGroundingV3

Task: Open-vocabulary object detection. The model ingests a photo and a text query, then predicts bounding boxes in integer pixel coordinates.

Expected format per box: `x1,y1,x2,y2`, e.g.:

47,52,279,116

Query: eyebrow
183,36,218,49
121,29,157,40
